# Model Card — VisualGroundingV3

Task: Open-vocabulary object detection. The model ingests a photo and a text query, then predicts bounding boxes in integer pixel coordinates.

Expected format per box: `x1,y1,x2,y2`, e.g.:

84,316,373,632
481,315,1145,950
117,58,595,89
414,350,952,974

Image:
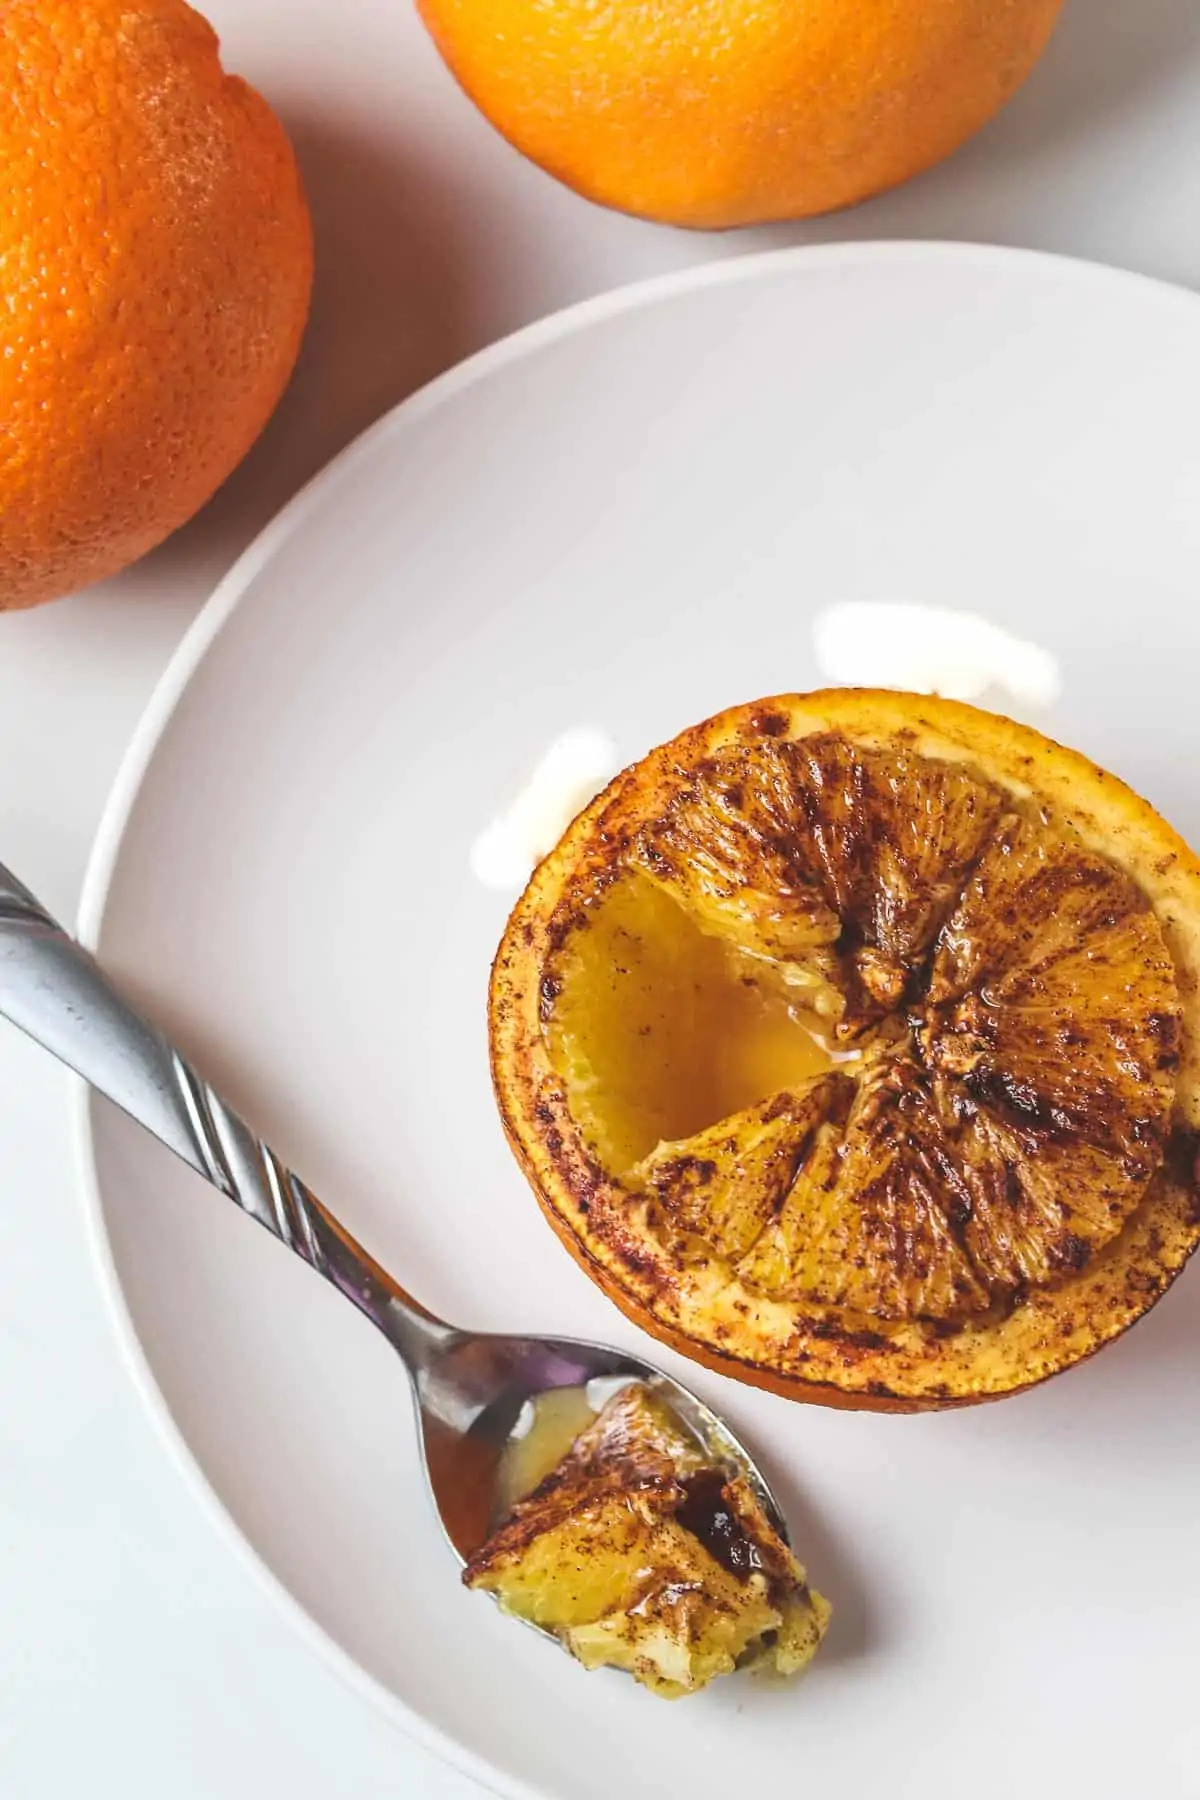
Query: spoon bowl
411,1329,786,1564
0,862,790,1665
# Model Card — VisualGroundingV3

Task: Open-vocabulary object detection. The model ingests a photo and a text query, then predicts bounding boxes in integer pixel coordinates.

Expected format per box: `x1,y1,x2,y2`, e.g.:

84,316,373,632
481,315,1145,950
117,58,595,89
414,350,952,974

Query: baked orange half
490,692,1200,1410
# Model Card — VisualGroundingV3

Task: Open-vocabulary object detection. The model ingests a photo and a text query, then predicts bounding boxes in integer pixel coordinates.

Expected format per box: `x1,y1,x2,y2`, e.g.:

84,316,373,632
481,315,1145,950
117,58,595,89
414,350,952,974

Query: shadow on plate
941,1245,1200,1469
750,1447,883,1669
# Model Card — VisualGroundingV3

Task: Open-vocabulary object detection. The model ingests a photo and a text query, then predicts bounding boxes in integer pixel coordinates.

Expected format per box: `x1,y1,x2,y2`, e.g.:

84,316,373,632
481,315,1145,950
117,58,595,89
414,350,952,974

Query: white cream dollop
812,603,1061,710
470,727,620,891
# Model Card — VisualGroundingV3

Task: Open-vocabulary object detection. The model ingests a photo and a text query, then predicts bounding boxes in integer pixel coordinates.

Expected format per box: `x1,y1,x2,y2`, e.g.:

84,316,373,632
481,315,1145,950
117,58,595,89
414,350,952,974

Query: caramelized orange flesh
544,875,835,1172
465,1383,829,1697
490,692,1200,1408
540,736,1182,1327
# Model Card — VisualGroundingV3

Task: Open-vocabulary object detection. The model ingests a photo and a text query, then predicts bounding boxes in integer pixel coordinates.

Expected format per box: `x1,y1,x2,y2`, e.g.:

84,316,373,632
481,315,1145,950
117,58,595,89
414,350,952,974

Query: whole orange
0,1,313,608
418,0,1064,229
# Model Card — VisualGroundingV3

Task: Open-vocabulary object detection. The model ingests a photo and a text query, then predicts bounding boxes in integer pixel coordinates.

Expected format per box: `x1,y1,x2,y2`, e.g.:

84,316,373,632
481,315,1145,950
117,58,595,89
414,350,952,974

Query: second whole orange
0,0,313,608
418,0,1065,230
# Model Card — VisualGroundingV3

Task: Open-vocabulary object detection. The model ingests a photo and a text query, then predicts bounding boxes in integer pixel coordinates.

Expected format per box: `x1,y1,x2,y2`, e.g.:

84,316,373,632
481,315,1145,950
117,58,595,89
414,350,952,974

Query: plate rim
70,237,1200,1796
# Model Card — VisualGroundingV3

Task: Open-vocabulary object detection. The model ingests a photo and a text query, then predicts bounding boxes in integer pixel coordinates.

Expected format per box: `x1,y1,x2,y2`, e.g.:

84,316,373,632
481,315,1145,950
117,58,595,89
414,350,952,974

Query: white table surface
5,0,1200,1793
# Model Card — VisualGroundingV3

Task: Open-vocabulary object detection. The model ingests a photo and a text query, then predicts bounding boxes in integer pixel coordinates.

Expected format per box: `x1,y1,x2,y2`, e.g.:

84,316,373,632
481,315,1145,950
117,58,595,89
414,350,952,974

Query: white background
4,0,1200,1793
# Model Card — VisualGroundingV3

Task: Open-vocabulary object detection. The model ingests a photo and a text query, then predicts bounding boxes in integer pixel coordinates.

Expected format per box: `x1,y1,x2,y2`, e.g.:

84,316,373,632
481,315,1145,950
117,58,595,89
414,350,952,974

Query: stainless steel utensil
0,861,788,1640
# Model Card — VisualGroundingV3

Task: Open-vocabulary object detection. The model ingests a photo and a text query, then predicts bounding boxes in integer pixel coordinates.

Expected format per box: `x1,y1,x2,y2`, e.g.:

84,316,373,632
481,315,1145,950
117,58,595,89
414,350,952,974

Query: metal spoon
0,862,789,1631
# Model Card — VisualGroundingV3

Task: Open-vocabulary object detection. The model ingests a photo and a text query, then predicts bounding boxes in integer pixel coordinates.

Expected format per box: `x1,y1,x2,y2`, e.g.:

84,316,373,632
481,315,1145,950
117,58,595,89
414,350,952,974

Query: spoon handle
0,862,450,1367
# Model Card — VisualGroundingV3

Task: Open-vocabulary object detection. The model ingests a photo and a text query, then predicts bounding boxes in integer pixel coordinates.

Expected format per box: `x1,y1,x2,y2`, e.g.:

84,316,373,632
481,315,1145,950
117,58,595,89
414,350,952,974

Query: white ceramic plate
80,243,1200,1800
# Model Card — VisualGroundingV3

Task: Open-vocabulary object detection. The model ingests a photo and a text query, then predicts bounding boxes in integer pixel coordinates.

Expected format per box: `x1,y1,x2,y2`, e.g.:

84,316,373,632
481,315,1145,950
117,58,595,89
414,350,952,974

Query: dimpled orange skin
418,0,1065,229
0,0,313,609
